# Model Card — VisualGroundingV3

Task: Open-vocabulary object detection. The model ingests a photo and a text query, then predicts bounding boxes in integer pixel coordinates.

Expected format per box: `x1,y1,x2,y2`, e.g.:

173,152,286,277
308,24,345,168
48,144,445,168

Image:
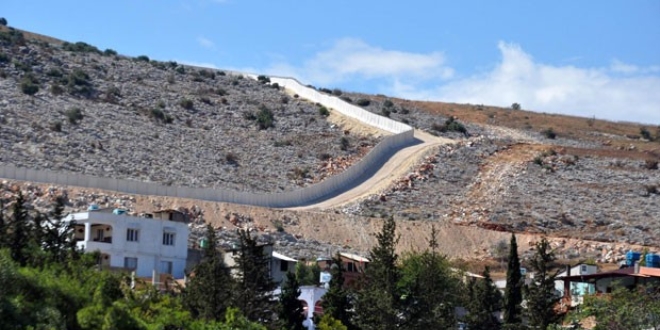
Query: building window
124,257,138,270
159,261,173,274
581,265,587,273
280,260,288,272
163,232,175,246
126,228,139,242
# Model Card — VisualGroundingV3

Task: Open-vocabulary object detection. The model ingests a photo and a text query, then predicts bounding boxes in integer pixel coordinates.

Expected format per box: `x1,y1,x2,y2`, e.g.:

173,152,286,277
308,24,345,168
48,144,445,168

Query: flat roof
340,252,369,263
272,251,297,262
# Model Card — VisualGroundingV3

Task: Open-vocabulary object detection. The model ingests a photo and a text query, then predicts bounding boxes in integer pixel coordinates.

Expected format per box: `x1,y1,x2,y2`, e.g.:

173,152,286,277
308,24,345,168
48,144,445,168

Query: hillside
1,23,660,260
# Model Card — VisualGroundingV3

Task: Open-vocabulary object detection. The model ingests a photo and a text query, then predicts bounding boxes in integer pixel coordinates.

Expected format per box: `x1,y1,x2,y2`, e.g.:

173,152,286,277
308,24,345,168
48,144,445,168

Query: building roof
340,252,369,263
272,251,297,262
558,266,660,282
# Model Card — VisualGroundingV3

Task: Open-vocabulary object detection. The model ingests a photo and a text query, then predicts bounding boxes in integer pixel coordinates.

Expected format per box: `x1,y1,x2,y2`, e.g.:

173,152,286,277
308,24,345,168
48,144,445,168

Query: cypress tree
321,253,355,330
9,191,31,266
524,237,562,329
503,233,523,326
277,271,306,330
184,224,234,320
232,228,277,326
354,216,400,330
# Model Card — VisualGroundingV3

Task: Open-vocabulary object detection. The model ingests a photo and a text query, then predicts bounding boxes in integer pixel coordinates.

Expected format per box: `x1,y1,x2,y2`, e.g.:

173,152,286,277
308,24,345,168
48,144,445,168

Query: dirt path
290,130,454,210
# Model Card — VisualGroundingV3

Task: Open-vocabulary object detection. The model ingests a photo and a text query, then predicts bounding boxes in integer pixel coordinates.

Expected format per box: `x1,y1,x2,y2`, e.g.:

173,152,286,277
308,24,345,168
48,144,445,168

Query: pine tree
503,233,523,326
184,224,234,320
277,271,306,330
9,191,32,266
466,266,503,330
398,225,460,329
321,253,355,330
354,216,400,330
232,228,277,326
42,196,79,263
524,237,562,329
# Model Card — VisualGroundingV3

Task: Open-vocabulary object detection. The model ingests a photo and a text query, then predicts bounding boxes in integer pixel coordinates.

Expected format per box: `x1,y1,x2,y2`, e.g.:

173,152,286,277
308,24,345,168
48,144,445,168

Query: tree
354,216,400,330
398,225,460,330
466,267,503,330
511,103,521,110
317,314,348,330
295,261,319,286
231,228,277,325
524,237,562,329
277,271,306,330
321,254,355,330
184,224,234,320
503,233,523,326
8,191,32,266
578,284,660,330
0,17,7,26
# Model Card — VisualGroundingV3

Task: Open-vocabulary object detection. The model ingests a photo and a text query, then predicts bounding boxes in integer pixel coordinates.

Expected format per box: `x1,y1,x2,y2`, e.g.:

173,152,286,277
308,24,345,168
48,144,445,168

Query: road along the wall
1,74,424,209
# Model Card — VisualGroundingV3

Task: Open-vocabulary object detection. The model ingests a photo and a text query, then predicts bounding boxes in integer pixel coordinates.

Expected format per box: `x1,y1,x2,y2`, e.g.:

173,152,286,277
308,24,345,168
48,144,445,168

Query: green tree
321,254,355,330
184,224,234,321
294,261,319,285
524,237,562,329
317,314,348,330
578,284,660,330
232,228,277,326
354,216,400,330
503,233,523,326
0,17,7,26
398,226,460,330
466,267,503,330
8,191,32,266
277,271,306,330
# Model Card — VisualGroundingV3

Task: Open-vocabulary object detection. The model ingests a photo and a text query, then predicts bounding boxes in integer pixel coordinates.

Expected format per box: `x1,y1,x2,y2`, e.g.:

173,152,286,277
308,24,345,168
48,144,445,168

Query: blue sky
4,0,660,124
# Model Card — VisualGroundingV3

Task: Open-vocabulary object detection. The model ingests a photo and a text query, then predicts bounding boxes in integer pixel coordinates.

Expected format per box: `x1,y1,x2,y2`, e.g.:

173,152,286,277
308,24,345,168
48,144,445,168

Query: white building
63,209,189,279
223,243,298,285
555,263,597,306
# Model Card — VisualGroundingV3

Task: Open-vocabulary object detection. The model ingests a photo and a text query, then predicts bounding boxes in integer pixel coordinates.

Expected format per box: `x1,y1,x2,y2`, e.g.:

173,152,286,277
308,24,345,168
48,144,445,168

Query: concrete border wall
0,74,415,208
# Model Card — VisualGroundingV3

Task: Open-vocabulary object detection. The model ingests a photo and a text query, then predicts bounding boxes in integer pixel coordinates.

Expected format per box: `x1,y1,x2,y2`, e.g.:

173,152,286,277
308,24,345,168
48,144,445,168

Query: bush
136,55,150,62
256,105,274,130
542,128,557,139
62,41,100,54
381,108,391,118
175,66,185,74
65,108,84,124
257,75,270,84
103,49,117,56
340,137,350,151
50,83,64,95
0,17,7,26
198,69,215,80
67,69,93,97
0,52,9,63
340,96,353,103
46,68,63,78
356,98,371,107
319,106,330,117
511,103,521,110
50,121,62,132
383,100,394,108
179,99,194,109
432,117,468,136
332,89,343,96
225,152,239,165
645,159,658,170
640,127,653,141
20,74,39,95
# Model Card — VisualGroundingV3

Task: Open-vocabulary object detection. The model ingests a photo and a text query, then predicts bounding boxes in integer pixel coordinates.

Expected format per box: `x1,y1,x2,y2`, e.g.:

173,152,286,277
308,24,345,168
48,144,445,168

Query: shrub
0,28,24,45
103,48,117,56
136,55,150,62
356,98,371,106
318,106,330,117
46,68,63,77
317,152,331,161
150,108,166,121
65,108,84,124
332,88,343,96
257,75,270,84
0,52,8,63
49,83,64,95
383,100,394,108
533,156,544,166
175,66,185,74
340,137,350,151
319,87,332,94
62,41,101,54
432,117,468,136
156,100,166,108
214,88,227,96
199,97,212,105
542,128,557,139
511,103,521,110
179,99,194,110
19,74,39,95
50,121,62,132
256,105,274,130
340,96,353,103
67,69,93,97
225,152,239,165
645,159,659,170
640,127,653,141
198,69,215,80
400,107,409,115
274,139,293,147
0,17,7,26
381,108,391,117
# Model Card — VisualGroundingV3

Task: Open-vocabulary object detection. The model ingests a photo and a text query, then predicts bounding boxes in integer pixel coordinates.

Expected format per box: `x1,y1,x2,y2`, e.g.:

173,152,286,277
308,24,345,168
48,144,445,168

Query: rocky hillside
0,25,380,193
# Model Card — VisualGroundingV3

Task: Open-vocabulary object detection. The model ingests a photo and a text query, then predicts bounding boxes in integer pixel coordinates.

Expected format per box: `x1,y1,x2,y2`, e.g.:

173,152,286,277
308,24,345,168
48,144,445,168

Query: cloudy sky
5,0,659,124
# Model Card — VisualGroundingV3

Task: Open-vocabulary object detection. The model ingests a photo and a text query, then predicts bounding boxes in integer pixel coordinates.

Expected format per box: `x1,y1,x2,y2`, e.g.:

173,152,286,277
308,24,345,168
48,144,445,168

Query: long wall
0,75,415,208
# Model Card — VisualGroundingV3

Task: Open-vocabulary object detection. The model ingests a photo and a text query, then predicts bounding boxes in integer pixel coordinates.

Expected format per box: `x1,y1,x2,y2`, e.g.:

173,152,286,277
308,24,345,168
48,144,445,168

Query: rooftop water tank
646,254,660,268
87,204,100,211
626,251,642,266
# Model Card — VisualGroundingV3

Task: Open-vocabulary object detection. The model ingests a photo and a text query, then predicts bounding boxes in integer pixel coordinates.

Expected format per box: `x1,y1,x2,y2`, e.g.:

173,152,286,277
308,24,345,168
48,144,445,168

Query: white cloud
197,36,215,49
264,38,453,86
425,42,660,124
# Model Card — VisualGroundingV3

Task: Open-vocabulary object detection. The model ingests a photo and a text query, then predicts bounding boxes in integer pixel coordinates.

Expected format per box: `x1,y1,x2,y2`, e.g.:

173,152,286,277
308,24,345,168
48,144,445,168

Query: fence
0,74,415,208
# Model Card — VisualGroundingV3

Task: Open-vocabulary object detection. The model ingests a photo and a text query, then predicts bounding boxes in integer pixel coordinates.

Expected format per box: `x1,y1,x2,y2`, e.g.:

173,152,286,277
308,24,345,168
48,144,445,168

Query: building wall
64,212,189,278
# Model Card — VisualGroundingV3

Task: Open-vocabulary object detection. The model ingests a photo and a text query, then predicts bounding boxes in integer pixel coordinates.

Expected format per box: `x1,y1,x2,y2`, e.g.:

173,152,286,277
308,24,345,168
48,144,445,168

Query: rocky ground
0,30,380,193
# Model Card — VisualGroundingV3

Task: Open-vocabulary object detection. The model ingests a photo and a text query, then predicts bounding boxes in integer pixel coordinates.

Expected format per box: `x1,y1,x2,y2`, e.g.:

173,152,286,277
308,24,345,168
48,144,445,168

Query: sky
4,1,660,124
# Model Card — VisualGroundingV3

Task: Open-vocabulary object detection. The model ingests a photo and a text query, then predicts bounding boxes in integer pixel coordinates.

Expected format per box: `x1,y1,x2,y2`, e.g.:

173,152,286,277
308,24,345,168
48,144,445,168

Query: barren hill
1,24,660,262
